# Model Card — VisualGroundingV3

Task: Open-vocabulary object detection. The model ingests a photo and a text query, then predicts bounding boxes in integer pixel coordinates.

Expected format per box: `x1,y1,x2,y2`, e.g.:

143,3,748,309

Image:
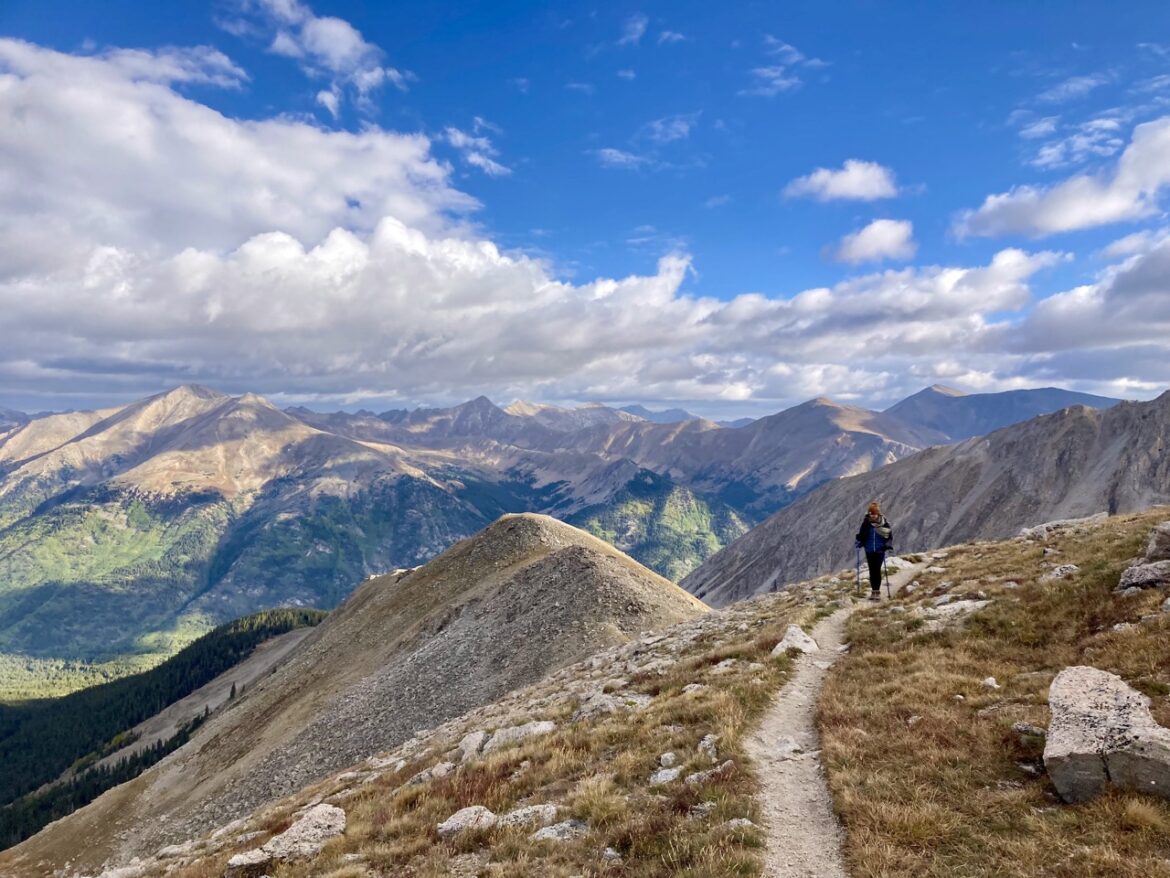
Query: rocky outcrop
437,806,498,838
1044,666,1170,803
225,804,345,875
1116,520,1170,590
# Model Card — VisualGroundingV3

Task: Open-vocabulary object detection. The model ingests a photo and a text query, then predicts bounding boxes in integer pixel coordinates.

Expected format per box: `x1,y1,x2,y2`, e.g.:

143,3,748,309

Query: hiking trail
746,563,924,878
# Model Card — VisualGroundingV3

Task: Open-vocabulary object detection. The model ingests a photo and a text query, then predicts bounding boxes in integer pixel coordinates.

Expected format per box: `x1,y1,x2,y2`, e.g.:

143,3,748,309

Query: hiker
856,501,893,600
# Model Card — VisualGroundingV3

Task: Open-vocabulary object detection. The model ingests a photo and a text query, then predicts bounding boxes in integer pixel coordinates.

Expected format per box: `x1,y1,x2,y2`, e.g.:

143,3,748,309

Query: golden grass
821,507,1170,878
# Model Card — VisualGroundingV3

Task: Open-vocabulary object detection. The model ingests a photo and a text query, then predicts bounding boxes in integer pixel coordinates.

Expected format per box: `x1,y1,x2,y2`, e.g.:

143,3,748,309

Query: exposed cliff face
683,393,1170,606
3,514,707,875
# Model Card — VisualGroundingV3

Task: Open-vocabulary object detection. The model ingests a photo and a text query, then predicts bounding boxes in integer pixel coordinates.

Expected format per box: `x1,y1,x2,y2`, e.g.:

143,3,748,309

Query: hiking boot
868,591,880,601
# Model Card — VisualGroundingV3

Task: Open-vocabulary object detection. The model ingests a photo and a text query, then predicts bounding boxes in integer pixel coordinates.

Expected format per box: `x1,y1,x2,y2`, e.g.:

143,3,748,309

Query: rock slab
1044,666,1170,803
770,625,818,656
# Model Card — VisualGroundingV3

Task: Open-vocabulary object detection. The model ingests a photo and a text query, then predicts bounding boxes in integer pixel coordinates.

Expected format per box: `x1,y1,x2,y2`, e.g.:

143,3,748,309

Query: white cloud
956,115,1170,237
1037,73,1111,103
617,68,636,80
224,0,412,112
739,65,801,97
592,147,650,169
565,81,595,95
704,195,731,208
834,219,917,264
738,36,827,97
2,37,1156,413
658,31,686,44
640,112,700,144
618,14,648,47
784,159,898,201
1019,116,1059,139
443,122,511,176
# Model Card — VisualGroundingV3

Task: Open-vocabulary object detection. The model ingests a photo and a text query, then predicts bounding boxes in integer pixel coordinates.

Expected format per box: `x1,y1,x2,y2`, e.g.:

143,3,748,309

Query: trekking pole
855,545,861,596
883,554,891,599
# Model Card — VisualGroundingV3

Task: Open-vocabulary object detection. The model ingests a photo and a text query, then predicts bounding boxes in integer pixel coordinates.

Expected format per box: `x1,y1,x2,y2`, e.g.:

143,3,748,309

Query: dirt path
747,565,922,877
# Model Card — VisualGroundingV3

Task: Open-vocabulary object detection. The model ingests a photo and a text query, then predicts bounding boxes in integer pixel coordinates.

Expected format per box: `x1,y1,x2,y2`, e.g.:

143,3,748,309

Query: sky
1,1,1170,417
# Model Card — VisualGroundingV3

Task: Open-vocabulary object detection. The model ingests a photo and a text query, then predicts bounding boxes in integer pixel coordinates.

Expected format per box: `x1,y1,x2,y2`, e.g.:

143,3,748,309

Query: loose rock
770,625,818,656
482,720,557,753
437,805,498,838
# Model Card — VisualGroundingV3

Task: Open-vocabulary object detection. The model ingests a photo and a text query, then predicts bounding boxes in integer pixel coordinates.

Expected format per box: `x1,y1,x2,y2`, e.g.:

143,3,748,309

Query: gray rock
408,760,455,785
649,767,682,785
659,751,678,768
1012,721,1047,739
1044,666,1170,803
1117,561,1170,590
688,801,717,820
602,846,623,862
710,658,739,675
263,803,346,860
1146,521,1170,563
498,803,559,828
530,819,588,842
982,677,1000,690
698,734,720,763
437,805,498,838
682,683,707,695
770,625,818,656
457,730,488,761
482,720,557,753
685,760,735,785
1040,564,1079,582
725,818,756,830
225,848,271,876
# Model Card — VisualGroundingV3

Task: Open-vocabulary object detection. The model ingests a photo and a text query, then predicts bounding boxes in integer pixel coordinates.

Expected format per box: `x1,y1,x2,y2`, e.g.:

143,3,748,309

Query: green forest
0,607,326,849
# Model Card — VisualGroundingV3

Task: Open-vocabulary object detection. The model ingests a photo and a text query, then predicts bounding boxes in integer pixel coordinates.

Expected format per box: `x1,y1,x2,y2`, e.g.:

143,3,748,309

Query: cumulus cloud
834,219,917,264
784,160,898,201
658,31,686,44
956,115,1170,237
223,0,412,111
0,37,1153,412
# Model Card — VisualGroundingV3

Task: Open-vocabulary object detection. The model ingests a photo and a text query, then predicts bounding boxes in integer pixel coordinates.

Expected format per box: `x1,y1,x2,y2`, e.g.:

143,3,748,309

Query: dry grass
821,507,1170,878
157,578,857,878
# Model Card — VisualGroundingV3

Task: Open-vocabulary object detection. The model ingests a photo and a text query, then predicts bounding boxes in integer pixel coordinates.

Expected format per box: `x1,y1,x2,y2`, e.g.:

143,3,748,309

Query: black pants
866,551,885,592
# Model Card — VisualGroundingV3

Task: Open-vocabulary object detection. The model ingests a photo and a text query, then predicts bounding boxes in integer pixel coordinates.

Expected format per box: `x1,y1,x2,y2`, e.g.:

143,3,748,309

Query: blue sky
2,1,1170,416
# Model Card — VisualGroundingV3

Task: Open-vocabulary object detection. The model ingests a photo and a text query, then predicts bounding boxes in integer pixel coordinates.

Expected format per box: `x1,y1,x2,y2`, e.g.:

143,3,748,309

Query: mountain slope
683,392,1170,605
885,384,1121,441
567,470,751,580
5,514,707,872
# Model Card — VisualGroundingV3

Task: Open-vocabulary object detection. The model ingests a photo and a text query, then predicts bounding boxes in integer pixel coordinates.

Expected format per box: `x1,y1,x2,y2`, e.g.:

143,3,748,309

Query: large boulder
1044,667,1170,804
1117,561,1170,591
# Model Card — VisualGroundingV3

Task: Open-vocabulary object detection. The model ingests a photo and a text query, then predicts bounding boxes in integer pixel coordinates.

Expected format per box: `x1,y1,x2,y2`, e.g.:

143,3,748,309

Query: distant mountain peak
924,384,966,397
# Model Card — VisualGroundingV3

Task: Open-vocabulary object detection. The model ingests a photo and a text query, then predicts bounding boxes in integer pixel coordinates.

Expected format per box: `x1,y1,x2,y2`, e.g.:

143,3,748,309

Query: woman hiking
856,501,893,600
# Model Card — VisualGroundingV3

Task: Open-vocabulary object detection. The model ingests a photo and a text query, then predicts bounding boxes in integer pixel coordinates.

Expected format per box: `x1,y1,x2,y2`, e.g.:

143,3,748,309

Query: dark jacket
856,515,893,554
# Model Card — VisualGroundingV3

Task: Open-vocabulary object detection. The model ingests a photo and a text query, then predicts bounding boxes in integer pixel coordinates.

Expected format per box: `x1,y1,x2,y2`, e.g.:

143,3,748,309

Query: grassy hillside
18,569,856,878
821,508,1170,878
569,471,752,581
0,608,326,849
0,478,484,700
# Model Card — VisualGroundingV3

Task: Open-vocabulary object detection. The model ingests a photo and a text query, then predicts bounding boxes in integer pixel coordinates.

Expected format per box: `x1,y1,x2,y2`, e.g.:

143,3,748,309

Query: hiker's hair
867,501,881,515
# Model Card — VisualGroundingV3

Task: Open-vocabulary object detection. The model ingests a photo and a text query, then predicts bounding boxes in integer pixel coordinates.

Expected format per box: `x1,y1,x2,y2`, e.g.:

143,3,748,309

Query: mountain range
0,383,1119,695
683,390,1167,606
